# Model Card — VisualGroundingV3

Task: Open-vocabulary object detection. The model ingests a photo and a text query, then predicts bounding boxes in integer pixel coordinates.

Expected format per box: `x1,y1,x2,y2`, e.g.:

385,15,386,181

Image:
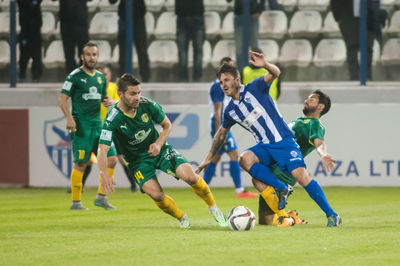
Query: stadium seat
381,38,400,65
188,40,212,68
145,12,155,37
205,11,221,39
289,10,322,38
387,10,400,37
154,12,177,40
259,10,288,39
313,39,346,66
91,40,112,64
98,0,119,12
147,40,178,67
298,0,329,11
211,40,236,67
0,11,19,38
41,12,56,41
221,11,234,39
322,11,340,38
145,0,165,12
164,0,174,11
0,40,9,67
372,39,381,65
277,0,297,12
279,39,313,67
43,40,68,68
110,45,139,68
204,0,229,12
257,39,279,63
381,0,395,12
87,0,100,13
41,0,59,12
89,12,119,39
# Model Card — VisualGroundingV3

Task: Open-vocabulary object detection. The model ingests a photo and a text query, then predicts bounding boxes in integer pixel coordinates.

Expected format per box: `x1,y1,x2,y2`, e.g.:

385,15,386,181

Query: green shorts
71,124,117,163
259,165,296,214
129,144,188,192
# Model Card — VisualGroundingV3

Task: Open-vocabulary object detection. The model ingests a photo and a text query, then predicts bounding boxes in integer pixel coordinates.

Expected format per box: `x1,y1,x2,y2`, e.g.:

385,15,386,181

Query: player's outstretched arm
58,93,76,131
98,143,116,194
196,126,229,173
148,116,172,157
249,50,280,84
314,138,335,172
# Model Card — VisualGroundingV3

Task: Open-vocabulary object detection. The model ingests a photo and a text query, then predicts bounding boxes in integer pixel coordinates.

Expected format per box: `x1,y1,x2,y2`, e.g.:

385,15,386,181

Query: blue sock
304,179,337,217
249,163,286,190
229,161,242,189
203,162,217,184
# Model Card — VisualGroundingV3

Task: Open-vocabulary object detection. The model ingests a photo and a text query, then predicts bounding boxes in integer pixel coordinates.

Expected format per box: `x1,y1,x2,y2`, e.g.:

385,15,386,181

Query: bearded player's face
81,46,99,70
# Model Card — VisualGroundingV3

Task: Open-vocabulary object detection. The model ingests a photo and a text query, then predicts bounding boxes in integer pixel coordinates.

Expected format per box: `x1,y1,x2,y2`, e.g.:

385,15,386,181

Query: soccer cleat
235,190,258,198
277,184,294,210
94,194,116,210
179,214,191,229
327,215,342,227
287,209,307,225
210,206,228,227
277,216,295,227
70,201,88,210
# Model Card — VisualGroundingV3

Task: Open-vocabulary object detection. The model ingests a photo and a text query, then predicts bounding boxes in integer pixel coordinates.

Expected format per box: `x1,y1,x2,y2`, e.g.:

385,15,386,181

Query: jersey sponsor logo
100,129,112,141
82,86,101,100
141,113,149,123
242,106,263,128
81,78,87,83
128,128,152,145
120,123,127,130
106,108,119,121
44,116,73,180
62,81,72,91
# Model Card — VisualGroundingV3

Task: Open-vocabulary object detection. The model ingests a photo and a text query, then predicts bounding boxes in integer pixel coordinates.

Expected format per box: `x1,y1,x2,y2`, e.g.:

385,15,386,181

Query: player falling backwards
98,74,228,228
196,51,341,227
58,42,117,210
257,90,341,227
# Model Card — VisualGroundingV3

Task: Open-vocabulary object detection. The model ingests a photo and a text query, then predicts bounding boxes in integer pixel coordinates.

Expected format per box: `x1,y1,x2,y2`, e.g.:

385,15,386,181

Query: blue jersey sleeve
221,105,236,129
210,82,224,103
248,76,271,95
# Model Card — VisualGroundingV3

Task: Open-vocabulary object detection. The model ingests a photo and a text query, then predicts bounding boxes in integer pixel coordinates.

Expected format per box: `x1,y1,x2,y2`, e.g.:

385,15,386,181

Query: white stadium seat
322,12,340,38
381,38,400,65
298,0,329,11
164,0,174,12
259,10,287,39
110,45,139,68
41,0,59,12
221,11,234,39
87,0,100,13
148,40,178,67
289,10,322,38
279,39,313,67
277,0,297,12
154,12,177,40
0,40,9,67
205,11,221,39
91,40,112,63
204,0,229,12
381,0,395,12
257,39,279,63
43,40,67,68
372,39,381,65
0,11,20,38
98,0,119,12
211,40,236,67
41,12,56,40
145,0,165,12
89,12,118,39
145,12,155,37
313,39,346,66
188,40,212,68
387,10,400,37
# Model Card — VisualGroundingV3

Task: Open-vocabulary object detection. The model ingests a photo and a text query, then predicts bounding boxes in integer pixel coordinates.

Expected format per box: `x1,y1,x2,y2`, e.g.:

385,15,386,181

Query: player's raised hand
100,171,116,194
195,159,211,174
148,142,161,157
249,50,266,68
321,154,335,172
66,117,76,132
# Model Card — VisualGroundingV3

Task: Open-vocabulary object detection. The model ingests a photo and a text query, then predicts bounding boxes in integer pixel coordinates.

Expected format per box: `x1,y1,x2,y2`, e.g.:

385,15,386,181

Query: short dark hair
81,42,98,55
250,47,263,54
313,89,331,116
217,63,240,79
117,74,141,93
219,57,233,66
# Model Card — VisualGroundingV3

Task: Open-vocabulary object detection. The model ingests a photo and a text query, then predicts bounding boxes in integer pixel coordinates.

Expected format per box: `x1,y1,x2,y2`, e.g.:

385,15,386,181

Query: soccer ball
227,206,256,231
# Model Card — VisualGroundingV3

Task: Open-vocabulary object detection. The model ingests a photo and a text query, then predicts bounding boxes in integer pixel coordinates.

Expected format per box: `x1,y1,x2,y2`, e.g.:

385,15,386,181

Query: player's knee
238,151,256,171
107,156,118,168
148,190,165,202
291,167,312,187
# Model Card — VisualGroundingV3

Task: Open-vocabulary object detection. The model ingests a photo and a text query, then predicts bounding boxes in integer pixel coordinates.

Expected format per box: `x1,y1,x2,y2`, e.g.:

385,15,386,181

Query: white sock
235,187,245,194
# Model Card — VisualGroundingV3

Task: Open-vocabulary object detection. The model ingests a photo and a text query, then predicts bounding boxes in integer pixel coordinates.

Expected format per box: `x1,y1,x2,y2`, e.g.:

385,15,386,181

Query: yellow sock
71,169,84,202
191,175,216,208
98,168,115,195
155,194,185,220
260,186,288,218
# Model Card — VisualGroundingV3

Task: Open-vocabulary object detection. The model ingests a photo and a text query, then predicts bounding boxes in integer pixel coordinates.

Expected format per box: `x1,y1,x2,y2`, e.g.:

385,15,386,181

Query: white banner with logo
29,103,400,187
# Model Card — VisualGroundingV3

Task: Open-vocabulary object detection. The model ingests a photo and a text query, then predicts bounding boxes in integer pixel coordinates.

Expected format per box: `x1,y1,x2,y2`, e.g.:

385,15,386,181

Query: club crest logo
290,150,298,157
98,76,102,84
141,113,149,123
44,116,73,180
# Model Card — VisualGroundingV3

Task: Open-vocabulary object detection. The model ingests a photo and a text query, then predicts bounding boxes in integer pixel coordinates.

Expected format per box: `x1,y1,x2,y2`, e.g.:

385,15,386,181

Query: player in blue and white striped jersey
196,51,339,225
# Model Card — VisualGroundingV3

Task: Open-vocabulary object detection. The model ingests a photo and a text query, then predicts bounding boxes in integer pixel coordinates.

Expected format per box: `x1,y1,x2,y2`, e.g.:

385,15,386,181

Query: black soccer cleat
277,184,294,210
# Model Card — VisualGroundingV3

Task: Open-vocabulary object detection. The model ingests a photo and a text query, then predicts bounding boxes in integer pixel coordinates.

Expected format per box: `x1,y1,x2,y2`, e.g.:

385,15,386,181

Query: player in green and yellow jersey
97,74,228,228
256,90,341,227
58,42,118,210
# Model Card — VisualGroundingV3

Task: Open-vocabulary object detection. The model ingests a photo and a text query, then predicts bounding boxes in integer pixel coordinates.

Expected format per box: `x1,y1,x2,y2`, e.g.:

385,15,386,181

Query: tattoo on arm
209,129,228,157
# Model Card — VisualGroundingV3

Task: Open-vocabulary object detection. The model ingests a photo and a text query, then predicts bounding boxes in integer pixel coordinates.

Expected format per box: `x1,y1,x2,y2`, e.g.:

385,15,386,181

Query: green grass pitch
1,186,399,265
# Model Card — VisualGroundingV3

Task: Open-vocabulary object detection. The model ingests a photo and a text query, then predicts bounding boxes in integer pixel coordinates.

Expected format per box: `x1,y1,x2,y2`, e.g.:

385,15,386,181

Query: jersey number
134,171,144,183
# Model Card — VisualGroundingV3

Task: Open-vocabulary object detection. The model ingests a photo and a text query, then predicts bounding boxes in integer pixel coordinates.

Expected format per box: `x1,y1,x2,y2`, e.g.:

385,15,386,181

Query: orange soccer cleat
235,190,258,198
287,210,307,225
277,216,295,227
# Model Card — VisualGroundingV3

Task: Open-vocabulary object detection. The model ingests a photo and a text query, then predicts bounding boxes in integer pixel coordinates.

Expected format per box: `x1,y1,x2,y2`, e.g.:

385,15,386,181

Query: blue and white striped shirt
222,77,294,144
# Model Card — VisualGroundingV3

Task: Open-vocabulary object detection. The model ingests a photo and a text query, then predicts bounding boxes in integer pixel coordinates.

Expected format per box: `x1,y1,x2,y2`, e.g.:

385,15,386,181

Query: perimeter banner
29,104,400,187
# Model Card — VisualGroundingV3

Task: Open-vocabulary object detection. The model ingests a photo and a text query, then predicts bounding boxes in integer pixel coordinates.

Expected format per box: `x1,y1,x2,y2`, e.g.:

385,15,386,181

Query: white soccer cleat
70,201,88,210
94,194,116,210
179,214,191,229
209,205,228,227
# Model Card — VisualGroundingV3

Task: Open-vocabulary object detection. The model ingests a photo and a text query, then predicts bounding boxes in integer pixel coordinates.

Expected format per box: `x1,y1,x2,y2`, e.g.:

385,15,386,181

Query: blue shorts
210,121,238,155
247,138,306,173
